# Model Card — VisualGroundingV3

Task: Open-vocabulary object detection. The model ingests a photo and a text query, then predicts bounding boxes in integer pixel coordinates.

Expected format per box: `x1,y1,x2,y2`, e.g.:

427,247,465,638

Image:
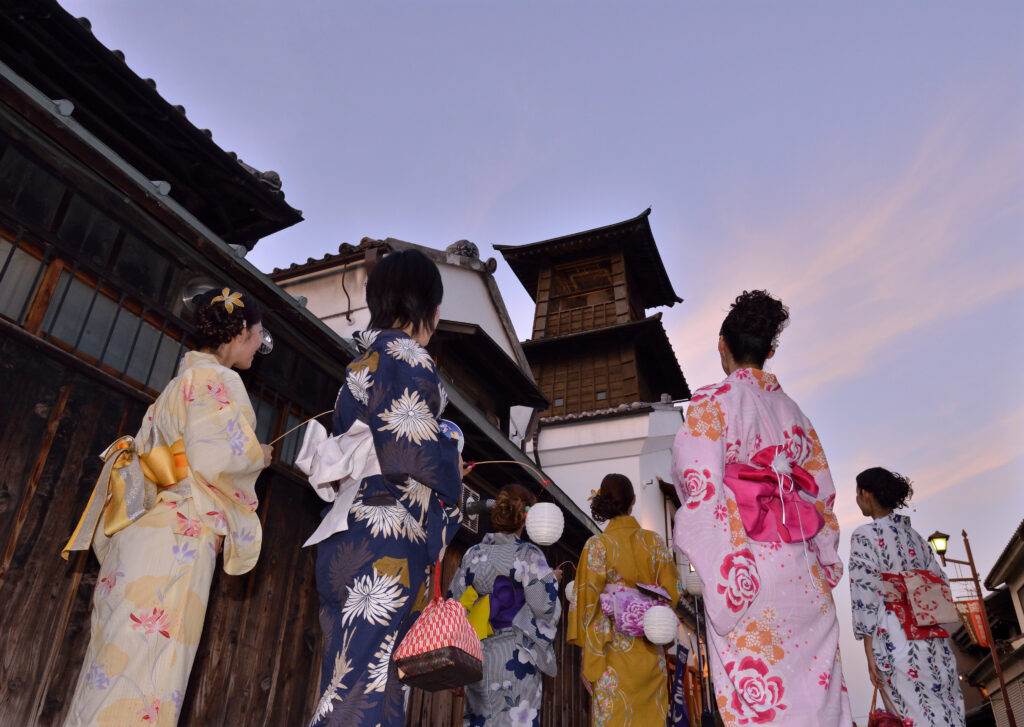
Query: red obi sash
882,570,952,640
723,445,825,544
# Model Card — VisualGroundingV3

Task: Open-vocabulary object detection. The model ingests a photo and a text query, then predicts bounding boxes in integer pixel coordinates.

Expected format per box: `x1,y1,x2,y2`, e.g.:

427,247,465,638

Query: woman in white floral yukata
62,287,274,726
672,290,851,726
307,249,469,727
849,467,966,726
448,484,561,727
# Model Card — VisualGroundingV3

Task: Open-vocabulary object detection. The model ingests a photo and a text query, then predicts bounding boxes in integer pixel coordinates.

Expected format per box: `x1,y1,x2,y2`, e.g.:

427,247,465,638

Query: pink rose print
711,383,732,397
137,699,160,722
782,425,814,465
682,468,716,510
130,607,171,638
207,381,231,409
726,656,786,724
718,549,760,613
174,512,202,537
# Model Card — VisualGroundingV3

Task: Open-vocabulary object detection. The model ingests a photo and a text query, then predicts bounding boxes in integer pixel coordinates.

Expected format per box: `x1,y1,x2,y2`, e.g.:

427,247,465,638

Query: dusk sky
67,1,1024,720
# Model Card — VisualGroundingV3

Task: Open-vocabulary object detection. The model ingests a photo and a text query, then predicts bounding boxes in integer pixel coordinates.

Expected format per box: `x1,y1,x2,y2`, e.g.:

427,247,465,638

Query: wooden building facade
0,4,599,726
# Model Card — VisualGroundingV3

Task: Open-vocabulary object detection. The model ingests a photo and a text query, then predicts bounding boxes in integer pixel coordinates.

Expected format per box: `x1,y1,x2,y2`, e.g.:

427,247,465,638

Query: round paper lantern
525,502,564,546
684,571,703,596
643,605,678,645
565,580,575,601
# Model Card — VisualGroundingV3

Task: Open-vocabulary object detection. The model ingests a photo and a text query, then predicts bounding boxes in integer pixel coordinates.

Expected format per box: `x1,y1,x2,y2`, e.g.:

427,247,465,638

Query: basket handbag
393,558,483,691
868,685,913,727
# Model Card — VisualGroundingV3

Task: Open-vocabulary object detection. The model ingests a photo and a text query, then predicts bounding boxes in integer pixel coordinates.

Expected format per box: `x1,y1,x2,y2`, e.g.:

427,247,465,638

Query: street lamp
930,529,1016,727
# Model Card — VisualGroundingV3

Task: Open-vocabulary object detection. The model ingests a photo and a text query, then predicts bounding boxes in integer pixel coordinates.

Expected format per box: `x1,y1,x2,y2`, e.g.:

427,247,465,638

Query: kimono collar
730,367,782,392
604,515,640,533
874,512,909,527
483,532,521,545
180,350,225,372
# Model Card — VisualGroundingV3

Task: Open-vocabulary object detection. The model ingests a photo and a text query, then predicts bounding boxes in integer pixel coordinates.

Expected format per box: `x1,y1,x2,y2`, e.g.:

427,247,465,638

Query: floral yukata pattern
309,330,462,727
567,516,682,727
64,352,265,727
672,368,852,726
849,513,966,726
448,532,560,727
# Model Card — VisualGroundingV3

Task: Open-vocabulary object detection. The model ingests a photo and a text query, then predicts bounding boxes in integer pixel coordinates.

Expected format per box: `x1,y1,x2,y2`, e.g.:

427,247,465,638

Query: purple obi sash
599,583,671,638
489,576,525,630
723,445,824,544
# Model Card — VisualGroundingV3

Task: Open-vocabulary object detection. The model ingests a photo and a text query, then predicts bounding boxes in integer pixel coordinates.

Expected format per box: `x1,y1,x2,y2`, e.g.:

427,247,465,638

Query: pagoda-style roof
494,208,682,309
523,313,690,401
0,1,302,249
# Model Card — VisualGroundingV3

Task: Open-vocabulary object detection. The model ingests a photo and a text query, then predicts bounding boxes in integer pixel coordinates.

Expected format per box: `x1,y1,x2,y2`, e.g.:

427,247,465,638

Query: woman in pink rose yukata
672,291,851,726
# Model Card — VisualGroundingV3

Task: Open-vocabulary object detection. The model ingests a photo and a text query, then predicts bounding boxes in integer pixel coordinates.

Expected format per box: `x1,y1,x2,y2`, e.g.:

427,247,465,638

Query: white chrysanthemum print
351,502,406,539
365,631,397,693
401,508,426,543
308,631,353,726
438,382,448,415
345,367,372,405
353,329,379,351
378,389,439,444
341,571,408,627
401,477,433,512
385,337,433,369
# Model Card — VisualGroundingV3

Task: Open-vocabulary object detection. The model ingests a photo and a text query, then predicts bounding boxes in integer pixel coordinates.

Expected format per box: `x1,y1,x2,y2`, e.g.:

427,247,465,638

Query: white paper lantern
643,605,678,645
565,580,575,601
685,571,703,596
525,502,564,546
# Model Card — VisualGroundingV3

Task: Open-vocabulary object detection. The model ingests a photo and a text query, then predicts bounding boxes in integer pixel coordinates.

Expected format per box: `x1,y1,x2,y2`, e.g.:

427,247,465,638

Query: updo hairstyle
720,290,790,367
856,467,914,510
590,473,634,523
490,484,536,534
367,248,444,335
193,288,262,350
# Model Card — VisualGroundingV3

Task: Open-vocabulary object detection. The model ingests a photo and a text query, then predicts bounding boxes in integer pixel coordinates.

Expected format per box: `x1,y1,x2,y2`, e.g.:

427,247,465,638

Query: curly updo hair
490,484,536,534
720,290,790,368
590,473,634,523
856,467,914,510
192,288,262,350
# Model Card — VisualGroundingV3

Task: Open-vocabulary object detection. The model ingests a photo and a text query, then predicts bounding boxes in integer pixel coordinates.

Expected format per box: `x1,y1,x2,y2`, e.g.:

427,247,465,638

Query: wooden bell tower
496,209,689,417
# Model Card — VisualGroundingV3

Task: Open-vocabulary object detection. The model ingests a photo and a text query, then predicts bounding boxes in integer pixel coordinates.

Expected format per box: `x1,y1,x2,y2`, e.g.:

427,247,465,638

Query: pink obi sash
599,583,672,638
723,445,824,544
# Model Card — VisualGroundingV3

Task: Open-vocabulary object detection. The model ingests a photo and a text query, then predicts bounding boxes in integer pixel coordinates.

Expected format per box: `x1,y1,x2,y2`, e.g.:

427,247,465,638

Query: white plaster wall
435,264,517,359
533,407,684,541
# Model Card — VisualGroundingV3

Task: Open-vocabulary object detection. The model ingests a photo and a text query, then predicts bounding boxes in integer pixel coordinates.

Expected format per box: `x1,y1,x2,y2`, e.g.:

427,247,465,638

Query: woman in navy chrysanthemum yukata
448,485,561,727
307,249,468,727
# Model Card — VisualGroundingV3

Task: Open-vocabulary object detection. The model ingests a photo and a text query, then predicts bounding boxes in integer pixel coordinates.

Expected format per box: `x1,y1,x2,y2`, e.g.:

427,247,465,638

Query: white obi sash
295,419,381,547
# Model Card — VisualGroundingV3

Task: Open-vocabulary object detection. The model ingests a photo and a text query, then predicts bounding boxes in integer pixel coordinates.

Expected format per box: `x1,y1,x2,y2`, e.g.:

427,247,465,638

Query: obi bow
62,435,189,558
723,445,824,544
458,576,526,641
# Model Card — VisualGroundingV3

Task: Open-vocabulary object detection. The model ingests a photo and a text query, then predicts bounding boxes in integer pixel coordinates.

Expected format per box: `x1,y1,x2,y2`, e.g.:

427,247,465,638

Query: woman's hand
458,455,474,480
581,673,592,696
863,635,882,688
552,568,564,583
260,443,273,468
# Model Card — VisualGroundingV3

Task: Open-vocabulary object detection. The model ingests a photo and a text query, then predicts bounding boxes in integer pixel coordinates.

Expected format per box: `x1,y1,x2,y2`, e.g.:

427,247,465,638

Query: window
553,397,564,407
0,235,44,322
596,391,607,401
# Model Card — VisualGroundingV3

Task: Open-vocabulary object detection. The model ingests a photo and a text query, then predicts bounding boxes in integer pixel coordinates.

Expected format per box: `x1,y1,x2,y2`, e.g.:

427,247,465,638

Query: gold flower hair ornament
211,288,244,314
588,489,599,502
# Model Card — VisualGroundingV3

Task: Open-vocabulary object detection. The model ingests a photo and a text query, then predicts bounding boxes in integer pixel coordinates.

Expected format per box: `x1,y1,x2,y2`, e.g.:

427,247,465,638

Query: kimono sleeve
514,542,561,676
802,427,844,588
447,547,473,602
848,526,883,640
357,345,462,505
672,397,759,635
183,365,264,575
650,533,683,609
567,535,612,683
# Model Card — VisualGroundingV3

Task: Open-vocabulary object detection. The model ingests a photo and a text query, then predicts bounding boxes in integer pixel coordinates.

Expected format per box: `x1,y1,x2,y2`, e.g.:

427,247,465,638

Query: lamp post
928,529,1016,727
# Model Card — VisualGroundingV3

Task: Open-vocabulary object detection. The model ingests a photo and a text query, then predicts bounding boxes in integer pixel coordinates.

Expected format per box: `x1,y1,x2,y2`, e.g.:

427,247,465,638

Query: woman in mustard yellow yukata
62,288,274,727
568,474,682,727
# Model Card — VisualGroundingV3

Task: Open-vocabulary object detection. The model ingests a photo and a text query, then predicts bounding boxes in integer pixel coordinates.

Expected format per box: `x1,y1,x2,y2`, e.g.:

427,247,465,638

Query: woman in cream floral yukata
672,291,851,726
62,287,274,726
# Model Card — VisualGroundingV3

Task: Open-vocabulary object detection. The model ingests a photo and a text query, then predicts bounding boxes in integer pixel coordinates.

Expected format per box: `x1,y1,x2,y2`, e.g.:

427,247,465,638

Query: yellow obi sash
459,585,494,641
62,435,189,559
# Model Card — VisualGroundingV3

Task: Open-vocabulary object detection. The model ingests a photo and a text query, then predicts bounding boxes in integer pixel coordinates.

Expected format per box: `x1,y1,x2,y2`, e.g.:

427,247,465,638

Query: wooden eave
432,320,549,410
523,314,691,401
0,0,302,248
494,208,682,309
